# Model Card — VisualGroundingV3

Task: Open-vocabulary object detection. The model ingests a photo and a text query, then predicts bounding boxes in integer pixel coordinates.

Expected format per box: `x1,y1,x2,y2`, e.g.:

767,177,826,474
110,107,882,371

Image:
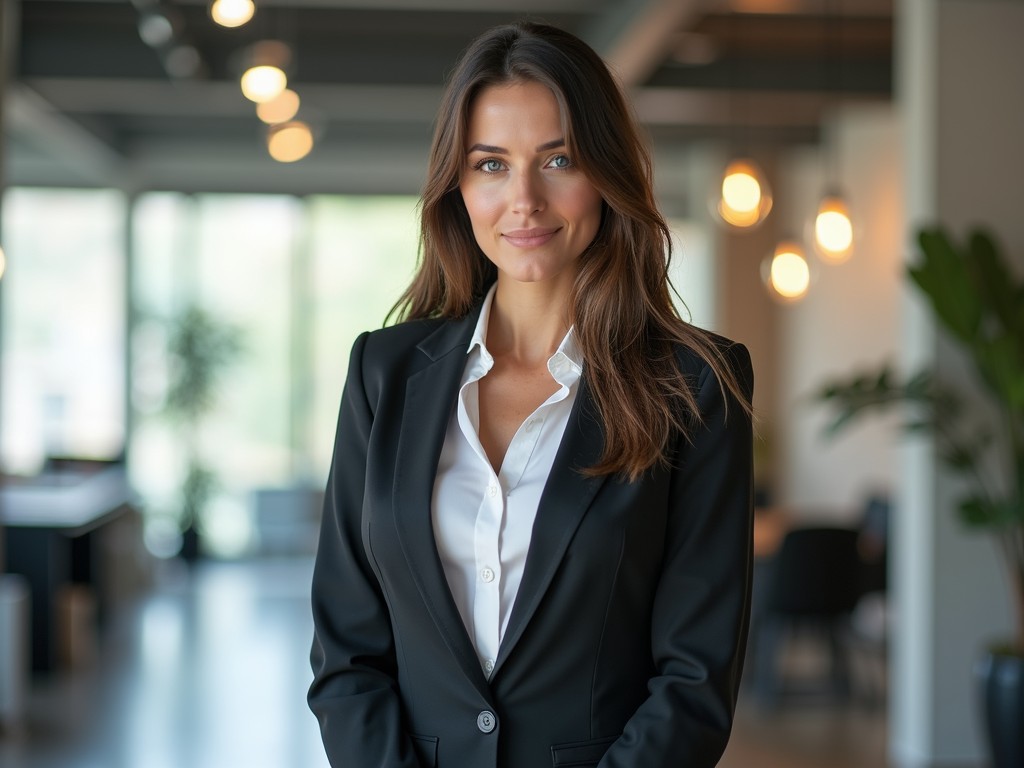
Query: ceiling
4,0,893,195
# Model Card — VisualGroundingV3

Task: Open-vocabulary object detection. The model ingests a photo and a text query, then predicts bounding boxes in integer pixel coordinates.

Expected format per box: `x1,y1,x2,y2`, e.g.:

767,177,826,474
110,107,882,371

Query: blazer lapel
392,309,492,694
493,375,609,675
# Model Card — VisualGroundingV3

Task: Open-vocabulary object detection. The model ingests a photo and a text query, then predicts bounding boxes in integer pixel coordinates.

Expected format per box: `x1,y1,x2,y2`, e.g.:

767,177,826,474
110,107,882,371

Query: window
1,188,126,474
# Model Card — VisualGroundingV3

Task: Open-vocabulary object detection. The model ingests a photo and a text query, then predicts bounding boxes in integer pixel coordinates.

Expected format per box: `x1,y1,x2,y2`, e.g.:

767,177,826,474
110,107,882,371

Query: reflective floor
0,557,889,768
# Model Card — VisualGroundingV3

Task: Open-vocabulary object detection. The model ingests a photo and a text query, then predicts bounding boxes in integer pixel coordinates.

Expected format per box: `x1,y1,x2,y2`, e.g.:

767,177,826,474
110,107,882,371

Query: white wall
776,104,904,520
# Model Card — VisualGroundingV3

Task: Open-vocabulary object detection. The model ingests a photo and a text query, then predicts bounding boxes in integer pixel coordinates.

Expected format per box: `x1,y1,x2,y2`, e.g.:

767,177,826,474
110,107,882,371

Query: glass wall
1,188,126,474
2,188,418,558
129,192,418,557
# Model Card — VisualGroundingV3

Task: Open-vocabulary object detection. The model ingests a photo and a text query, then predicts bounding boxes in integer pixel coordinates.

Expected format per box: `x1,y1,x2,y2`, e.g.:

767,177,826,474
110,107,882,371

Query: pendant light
811,0,855,264
714,157,773,230
812,192,854,263
763,239,811,303
710,13,772,231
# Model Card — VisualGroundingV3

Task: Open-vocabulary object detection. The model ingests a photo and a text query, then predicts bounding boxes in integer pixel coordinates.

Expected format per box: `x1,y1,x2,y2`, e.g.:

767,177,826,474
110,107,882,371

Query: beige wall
776,104,904,520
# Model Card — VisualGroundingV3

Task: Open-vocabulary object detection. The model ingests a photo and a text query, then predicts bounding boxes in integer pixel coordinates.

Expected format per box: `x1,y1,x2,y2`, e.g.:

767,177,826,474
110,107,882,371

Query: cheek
569,185,604,233
460,182,503,229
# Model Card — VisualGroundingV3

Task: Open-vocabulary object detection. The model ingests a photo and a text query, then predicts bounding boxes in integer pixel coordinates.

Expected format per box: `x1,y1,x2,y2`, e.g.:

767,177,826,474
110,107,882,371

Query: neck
487,277,571,366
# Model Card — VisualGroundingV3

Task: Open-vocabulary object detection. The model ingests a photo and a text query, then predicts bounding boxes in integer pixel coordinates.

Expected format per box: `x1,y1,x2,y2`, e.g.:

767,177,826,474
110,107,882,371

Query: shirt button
488,484,498,497
480,567,495,583
483,659,494,674
477,710,496,733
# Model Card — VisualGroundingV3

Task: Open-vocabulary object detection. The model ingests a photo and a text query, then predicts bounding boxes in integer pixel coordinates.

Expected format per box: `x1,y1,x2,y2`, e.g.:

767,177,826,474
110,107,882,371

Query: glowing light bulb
813,195,854,263
268,120,314,162
764,241,810,302
211,0,255,28
241,65,287,103
256,89,301,124
713,158,772,229
722,170,761,213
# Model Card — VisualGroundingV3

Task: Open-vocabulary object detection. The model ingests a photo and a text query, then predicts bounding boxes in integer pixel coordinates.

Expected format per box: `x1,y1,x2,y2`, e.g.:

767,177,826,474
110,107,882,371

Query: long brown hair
392,21,752,480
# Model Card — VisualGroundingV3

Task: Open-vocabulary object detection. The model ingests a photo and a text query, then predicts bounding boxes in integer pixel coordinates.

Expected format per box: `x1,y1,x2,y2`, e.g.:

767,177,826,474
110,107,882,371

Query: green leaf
911,228,984,342
967,230,1020,337
959,496,1000,528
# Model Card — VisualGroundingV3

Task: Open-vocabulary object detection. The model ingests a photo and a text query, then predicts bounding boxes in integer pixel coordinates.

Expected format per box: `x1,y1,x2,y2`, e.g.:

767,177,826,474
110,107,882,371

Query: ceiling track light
211,0,255,28
267,120,314,163
239,40,291,103
256,88,301,125
137,10,175,48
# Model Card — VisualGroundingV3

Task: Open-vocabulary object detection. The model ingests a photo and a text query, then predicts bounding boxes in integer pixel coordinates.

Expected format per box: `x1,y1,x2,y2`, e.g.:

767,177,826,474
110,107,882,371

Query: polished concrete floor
0,557,890,768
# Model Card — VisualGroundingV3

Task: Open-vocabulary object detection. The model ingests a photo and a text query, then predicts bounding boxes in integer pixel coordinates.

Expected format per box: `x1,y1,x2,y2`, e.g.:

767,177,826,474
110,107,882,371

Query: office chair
750,526,863,706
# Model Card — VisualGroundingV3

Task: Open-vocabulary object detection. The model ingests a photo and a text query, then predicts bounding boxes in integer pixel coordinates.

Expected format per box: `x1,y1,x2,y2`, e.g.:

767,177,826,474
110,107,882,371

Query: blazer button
476,710,496,733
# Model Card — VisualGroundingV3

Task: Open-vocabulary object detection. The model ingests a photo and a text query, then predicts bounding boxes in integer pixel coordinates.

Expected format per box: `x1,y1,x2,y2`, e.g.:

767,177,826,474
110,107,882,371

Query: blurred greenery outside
1,189,419,557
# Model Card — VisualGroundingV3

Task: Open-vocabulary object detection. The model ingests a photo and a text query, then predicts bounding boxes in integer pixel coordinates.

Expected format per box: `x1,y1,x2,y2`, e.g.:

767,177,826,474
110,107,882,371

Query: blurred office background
0,0,1022,766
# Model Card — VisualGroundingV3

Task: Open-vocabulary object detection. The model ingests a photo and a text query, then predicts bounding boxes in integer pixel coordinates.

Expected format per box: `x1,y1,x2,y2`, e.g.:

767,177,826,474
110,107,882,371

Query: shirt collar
467,283,584,380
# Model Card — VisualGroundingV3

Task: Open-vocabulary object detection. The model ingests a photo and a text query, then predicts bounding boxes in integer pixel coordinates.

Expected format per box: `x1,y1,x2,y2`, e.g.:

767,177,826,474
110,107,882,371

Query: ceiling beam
585,0,701,86
24,76,887,130
6,84,128,186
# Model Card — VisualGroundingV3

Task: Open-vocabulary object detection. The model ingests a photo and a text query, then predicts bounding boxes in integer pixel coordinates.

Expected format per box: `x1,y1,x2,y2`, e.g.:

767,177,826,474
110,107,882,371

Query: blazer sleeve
308,332,422,768
601,342,755,768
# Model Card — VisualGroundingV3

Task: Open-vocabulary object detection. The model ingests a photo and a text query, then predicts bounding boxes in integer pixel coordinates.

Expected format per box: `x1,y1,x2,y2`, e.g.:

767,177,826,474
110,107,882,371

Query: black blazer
309,304,755,768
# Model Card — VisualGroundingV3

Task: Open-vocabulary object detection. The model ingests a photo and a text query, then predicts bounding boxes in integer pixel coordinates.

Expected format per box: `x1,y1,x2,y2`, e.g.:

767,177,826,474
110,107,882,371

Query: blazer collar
392,302,609,690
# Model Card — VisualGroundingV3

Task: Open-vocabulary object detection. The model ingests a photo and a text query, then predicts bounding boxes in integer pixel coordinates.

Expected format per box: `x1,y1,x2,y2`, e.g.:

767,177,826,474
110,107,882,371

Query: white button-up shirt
431,284,583,679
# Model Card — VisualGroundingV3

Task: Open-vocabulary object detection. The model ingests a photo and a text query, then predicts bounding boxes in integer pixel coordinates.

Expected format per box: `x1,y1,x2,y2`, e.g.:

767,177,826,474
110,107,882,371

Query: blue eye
476,159,505,173
548,154,572,169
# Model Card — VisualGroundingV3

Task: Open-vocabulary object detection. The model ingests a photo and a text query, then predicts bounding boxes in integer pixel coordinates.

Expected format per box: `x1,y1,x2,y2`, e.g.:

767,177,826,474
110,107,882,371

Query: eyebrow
466,138,566,154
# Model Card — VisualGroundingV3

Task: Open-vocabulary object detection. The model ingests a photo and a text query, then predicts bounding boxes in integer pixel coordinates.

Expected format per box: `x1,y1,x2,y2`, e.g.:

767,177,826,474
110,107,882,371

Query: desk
1,467,135,672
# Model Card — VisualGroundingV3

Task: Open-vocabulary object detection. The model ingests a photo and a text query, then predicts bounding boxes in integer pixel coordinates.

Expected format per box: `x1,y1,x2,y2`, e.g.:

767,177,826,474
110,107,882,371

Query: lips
502,227,560,248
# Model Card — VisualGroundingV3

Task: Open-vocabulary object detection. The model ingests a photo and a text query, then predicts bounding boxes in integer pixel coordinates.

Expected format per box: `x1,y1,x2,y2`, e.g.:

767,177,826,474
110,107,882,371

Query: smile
501,227,561,248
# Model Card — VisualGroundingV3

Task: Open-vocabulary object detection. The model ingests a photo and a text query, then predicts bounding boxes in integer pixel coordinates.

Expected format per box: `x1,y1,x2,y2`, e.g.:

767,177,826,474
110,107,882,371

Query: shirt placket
473,471,502,677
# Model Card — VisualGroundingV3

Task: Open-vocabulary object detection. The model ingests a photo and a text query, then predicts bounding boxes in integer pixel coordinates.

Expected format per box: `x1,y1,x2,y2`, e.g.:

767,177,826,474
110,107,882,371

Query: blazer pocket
550,735,619,767
409,733,439,767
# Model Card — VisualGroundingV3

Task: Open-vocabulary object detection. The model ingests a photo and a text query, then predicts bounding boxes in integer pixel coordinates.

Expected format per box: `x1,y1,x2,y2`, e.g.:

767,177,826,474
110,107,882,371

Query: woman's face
459,80,603,290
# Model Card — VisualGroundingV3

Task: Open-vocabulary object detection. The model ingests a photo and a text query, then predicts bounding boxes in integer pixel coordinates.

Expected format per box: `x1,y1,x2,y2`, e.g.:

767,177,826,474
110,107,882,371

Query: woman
309,21,754,768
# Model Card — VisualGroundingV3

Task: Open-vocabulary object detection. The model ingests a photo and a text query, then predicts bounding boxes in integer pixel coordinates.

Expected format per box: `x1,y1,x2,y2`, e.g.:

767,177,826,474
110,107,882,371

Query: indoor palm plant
163,305,243,560
815,227,1023,766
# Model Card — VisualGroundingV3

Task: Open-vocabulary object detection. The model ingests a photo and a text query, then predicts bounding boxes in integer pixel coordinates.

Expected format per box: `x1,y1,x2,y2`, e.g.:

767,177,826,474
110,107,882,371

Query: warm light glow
766,241,810,301
241,65,287,103
0,245,6,280
211,0,255,27
813,195,854,263
722,170,761,213
267,120,314,162
714,159,772,229
256,89,300,124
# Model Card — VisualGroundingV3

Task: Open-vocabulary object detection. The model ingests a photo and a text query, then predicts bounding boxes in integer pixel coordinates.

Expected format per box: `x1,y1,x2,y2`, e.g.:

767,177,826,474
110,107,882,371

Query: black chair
750,526,863,706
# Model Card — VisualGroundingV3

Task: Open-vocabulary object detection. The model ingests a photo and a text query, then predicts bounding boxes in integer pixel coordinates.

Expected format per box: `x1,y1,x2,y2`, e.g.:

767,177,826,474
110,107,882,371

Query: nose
510,168,545,214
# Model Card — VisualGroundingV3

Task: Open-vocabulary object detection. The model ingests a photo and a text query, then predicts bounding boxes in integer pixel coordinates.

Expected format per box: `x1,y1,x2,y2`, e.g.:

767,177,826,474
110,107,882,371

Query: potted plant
814,227,1023,768
163,305,242,560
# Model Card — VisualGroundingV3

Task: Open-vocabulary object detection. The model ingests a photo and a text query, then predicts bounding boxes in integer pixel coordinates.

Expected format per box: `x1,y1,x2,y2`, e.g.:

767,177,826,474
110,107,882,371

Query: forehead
465,81,565,141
